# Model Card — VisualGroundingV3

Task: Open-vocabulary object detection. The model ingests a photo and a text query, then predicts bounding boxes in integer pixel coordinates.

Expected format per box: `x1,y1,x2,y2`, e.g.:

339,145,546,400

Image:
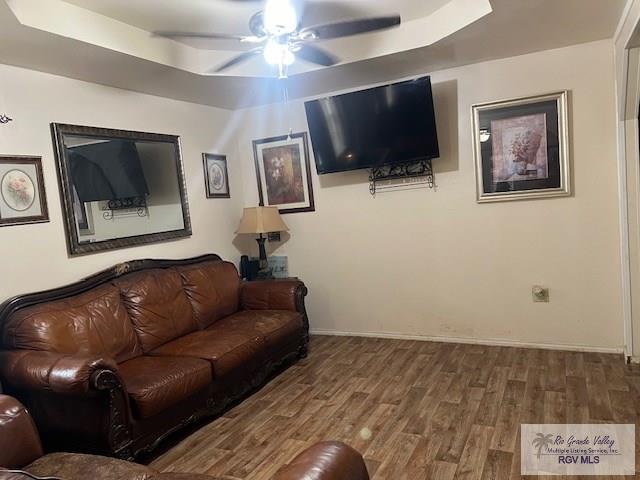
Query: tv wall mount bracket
369,158,434,195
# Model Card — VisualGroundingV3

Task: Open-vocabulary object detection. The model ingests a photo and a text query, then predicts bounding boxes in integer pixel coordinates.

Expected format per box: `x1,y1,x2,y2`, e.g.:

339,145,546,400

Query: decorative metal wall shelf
102,208,148,220
105,197,146,210
100,197,148,220
369,159,434,195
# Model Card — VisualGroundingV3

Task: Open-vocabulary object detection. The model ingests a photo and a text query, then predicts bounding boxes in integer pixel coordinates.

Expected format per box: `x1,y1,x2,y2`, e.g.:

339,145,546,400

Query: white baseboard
310,329,624,354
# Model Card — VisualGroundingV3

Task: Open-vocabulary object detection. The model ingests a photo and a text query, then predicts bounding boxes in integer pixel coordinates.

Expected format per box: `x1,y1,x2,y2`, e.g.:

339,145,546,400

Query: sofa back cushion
116,268,197,352
177,261,240,329
1,284,141,363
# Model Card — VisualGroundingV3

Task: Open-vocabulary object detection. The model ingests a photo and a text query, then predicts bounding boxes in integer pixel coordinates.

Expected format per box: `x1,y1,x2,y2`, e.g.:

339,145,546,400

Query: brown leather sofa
0,254,309,460
0,394,370,480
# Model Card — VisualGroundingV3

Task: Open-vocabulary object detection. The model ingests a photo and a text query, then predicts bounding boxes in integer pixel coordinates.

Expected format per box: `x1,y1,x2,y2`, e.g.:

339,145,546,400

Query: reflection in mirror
52,124,191,255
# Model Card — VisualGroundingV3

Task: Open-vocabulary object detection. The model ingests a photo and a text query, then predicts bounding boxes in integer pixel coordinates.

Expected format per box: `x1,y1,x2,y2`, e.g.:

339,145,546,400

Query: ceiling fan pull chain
281,78,293,140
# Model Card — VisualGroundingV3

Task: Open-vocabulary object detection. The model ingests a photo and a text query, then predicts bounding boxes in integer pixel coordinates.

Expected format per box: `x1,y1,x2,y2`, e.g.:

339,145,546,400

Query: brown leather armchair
0,255,310,459
0,395,370,480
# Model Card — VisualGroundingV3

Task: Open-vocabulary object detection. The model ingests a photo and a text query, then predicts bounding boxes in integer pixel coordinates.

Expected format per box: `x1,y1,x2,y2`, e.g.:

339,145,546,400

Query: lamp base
256,235,268,271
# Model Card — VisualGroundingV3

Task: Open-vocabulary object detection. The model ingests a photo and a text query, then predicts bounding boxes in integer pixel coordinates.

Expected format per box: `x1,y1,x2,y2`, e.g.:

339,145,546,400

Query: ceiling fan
153,0,401,79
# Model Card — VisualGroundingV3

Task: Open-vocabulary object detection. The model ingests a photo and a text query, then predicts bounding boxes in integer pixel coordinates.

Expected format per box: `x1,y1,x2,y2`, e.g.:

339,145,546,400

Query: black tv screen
304,77,439,174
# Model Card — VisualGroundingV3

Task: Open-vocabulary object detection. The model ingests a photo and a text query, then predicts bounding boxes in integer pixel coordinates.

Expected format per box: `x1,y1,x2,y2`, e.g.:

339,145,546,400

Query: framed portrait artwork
472,91,570,203
0,156,49,227
252,132,315,214
203,153,230,198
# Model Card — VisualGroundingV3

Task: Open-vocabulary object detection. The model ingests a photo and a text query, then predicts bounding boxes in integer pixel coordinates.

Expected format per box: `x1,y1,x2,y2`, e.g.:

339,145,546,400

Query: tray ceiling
0,0,627,109
62,0,453,50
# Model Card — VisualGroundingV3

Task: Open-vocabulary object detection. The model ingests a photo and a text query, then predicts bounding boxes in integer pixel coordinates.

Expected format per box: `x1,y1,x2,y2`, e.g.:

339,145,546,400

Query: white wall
0,63,244,300
234,40,624,352
0,40,625,352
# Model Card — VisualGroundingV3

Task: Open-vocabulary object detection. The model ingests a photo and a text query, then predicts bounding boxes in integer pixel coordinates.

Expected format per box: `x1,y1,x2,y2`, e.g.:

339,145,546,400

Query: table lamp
236,206,289,273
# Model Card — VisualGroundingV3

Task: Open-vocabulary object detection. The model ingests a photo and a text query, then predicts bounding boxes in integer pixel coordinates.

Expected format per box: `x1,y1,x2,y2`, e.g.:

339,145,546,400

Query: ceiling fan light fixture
264,0,298,35
283,50,295,66
239,36,264,44
298,30,317,42
170,6,401,76
263,39,295,66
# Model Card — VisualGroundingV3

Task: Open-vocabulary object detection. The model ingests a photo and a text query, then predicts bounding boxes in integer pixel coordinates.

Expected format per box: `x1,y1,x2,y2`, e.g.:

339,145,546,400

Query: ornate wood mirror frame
51,123,192,255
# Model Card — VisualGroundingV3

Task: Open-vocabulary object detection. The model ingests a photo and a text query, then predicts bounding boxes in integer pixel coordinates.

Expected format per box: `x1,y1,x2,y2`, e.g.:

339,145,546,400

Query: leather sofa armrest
273,441,369,480
0,395,44,469
0,350,118,395
240,279,307,312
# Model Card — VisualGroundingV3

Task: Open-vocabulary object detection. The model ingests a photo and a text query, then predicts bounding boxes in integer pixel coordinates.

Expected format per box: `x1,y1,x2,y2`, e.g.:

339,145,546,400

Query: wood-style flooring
150,335,640,479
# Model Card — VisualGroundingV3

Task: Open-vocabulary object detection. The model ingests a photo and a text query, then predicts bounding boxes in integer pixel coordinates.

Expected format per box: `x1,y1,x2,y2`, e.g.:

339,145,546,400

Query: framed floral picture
0,156,49,227
472,91,570,202
203,153,230,198
252,132,315,214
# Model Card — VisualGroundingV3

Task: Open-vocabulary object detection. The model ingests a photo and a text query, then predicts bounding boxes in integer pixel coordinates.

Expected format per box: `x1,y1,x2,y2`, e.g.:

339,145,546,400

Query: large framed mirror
51,123,192,255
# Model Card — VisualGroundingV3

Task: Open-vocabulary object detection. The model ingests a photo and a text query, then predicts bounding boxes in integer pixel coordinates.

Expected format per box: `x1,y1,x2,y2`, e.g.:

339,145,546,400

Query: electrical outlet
532,286,549,303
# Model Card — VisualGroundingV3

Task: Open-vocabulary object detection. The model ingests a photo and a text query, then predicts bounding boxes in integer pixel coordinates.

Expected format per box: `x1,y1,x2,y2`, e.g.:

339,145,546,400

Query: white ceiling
0,0,628,109
63,0,452,50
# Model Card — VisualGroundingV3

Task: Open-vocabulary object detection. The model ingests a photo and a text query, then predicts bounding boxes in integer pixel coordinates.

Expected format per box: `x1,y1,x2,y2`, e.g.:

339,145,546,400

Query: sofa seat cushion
26,452,154,480
150,327,266,378
150,311,303,378
220,310,303,351
117,356,211,419
152,474,230,480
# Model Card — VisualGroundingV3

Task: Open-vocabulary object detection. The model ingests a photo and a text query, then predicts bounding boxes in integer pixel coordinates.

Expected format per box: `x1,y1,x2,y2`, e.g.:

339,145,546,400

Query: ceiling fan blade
213,48,263,72
152,31,248,41
295,45,338,66
301,15,401,40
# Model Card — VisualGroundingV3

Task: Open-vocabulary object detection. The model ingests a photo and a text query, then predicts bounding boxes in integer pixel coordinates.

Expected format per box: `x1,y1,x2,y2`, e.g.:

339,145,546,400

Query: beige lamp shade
236,206,289,234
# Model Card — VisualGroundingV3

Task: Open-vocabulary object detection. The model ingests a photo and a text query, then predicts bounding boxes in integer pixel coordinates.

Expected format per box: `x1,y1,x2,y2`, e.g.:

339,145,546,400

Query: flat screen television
304,77,439,174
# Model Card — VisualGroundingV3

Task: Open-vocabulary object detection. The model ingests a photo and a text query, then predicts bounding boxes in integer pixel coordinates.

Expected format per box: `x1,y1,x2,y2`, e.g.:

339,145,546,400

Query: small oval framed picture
203,153,230,199
472,91,570,203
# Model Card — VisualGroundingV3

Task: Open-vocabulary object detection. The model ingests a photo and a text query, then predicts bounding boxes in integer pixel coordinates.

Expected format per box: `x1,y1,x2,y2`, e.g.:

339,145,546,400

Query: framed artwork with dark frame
203,153,230,199
472,91,570,203
0,156,49,227
252,132,315,214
